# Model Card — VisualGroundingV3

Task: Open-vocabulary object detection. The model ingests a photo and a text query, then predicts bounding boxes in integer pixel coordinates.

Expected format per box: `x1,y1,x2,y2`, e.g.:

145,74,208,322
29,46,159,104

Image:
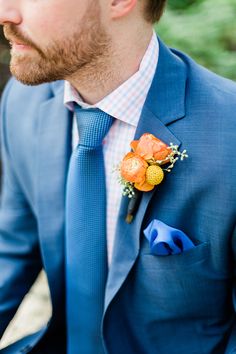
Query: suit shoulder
172,49,236,125
1,77,64,111
172,48,236,101
194,64,236,103
0,78,64,154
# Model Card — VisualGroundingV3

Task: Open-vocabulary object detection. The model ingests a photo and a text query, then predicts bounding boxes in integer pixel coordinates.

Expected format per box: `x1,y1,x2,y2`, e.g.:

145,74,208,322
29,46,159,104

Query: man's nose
0,1,21,26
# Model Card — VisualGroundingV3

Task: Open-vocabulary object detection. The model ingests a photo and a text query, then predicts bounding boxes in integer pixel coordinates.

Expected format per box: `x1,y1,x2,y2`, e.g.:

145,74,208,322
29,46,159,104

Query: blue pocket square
143,220,195,256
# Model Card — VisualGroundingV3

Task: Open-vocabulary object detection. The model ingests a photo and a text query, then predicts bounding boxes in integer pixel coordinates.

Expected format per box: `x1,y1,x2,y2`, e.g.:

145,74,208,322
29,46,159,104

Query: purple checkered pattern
64,31,159,265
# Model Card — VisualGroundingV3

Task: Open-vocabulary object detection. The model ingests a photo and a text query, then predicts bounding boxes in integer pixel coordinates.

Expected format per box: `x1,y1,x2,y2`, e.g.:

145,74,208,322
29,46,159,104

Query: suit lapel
104,38,187,315
36,82,72,295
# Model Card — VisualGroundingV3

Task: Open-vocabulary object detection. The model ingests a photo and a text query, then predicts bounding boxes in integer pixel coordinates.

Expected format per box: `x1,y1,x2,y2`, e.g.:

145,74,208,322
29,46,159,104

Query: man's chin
10,63,59,86
10,68,41,86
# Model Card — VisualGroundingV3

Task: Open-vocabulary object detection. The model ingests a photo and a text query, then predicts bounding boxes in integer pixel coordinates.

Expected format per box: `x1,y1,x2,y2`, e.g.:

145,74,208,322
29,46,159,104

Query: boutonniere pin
117,133,188,223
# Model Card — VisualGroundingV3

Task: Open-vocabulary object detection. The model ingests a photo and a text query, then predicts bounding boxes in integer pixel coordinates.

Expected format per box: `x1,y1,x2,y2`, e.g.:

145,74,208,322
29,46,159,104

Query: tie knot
74,106,114,148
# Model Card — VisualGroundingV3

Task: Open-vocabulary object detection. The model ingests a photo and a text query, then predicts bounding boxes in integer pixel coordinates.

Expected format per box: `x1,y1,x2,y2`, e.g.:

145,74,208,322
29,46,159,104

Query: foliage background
157,0,236,81
0,0,236,94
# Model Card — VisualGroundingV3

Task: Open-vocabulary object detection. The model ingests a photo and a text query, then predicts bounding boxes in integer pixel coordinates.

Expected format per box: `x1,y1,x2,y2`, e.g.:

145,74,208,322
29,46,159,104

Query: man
0,0,235,353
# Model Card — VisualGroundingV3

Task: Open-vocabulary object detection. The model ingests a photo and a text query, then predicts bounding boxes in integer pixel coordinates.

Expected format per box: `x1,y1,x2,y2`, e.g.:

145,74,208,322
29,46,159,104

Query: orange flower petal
130,140,139,152
134,181,155,192
120,153,148,184
153,147,172,161
123,152,136,161
135,133,170,162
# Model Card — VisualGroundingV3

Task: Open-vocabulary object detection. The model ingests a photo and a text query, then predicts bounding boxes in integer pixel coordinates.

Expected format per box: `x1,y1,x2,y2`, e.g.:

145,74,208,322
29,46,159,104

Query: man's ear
110,0,137,19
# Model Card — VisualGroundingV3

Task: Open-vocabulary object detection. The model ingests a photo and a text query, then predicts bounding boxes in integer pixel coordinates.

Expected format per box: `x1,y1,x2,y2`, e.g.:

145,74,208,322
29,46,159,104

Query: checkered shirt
64,31,159,265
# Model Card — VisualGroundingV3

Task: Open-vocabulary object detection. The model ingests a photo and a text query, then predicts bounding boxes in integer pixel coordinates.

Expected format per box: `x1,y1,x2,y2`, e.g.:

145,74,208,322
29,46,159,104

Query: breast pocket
133,240,231,319
142,240,210,269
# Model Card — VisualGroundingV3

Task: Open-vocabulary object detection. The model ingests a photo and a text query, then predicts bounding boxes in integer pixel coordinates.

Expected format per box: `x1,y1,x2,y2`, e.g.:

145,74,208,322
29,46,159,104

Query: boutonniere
117,133,188,223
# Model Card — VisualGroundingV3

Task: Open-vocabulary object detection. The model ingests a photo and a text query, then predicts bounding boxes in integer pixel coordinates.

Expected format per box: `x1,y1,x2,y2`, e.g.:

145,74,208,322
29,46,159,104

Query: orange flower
131,133,171,162
120,152,155,192
120,152,148,185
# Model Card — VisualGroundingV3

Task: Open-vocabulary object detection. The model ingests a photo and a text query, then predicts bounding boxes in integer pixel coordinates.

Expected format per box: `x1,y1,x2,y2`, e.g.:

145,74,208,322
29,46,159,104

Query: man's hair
144,0,167,23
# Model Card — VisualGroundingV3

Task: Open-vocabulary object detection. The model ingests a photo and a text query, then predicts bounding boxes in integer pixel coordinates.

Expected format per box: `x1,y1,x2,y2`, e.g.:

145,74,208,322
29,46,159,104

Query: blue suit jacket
0,38,235,354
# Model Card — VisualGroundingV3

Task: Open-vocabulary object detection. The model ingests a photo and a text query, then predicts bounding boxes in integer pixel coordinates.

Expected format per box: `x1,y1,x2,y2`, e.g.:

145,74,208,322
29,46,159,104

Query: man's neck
66,27,154,105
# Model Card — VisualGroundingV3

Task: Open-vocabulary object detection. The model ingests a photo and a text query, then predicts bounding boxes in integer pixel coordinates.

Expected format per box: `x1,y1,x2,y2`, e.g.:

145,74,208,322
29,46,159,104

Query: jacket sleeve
225,224,236,353
0,79,42,339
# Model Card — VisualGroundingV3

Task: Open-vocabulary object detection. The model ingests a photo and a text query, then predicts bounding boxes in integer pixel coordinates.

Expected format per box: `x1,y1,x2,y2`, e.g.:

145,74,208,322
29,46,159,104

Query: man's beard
3,4,111,85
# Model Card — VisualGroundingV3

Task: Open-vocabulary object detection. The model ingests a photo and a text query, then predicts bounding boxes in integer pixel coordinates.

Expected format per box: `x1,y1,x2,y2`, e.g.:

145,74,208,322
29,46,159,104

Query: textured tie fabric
65,106,114,354
63,32,159,266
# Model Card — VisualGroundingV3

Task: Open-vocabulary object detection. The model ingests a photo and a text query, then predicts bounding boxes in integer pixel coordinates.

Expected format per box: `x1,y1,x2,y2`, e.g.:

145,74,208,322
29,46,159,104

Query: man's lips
10,40,32,50
5,35,31,48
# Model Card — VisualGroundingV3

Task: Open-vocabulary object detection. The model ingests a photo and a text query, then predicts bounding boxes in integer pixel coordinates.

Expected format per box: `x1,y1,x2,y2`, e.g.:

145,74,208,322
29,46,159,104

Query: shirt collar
64,30,159,127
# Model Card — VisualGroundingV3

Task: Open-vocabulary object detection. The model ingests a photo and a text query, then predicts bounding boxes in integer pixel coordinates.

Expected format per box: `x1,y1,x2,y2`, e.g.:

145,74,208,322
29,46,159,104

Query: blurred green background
157,0,236,81
0,0,236,94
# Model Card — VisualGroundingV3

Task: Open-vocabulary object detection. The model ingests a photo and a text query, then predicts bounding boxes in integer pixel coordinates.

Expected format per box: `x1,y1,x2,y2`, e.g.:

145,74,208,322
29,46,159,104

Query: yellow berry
146,165,164,186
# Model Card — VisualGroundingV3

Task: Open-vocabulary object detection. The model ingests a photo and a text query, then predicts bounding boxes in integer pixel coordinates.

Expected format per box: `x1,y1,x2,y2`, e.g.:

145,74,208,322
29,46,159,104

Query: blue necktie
65,107,114,354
